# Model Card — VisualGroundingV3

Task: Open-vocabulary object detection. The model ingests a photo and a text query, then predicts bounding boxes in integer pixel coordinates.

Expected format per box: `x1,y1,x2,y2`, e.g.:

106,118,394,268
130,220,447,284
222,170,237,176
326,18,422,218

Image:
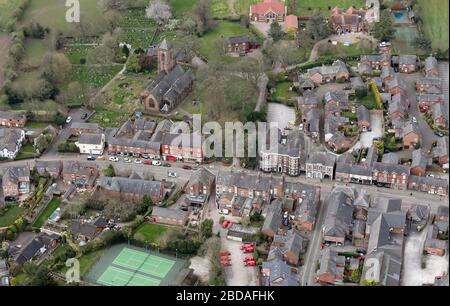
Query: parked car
134,159,142,164
87,156,96,161
243,256,255,262
162,163,171,167
243,247,254,253
221,261,232,267
152,160,162,166
411,116,417,123
144,159,152,165
434,130,445,137
244,260,256,266
109,156,119,162
97,156,105,161
66,116,72,124
419,107,428,113
81,113,88,120
168,171,177,178
222,220,231,228
182,165,192,170
123,157,132,163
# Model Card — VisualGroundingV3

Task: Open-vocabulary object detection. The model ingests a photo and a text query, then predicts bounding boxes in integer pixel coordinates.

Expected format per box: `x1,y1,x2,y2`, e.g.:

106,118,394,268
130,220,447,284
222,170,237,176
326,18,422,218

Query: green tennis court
112,247,175,278
97,266,161,286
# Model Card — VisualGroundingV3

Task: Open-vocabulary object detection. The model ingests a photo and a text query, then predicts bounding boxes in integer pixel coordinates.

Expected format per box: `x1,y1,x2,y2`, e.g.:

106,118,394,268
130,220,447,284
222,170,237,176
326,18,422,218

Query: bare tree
145,0,172,26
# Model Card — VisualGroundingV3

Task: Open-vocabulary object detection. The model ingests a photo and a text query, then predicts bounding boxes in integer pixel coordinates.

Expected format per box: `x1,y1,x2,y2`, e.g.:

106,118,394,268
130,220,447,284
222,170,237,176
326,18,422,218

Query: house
317,248,345,284
151,207,189,226
324,115,349,138
0,111,26,128
70,220,103,242
372,162,410,190
231,195,256,218
75,133,105,155
261,254,299,286
259,130,307,177
410,149,430,177
269,230,305,265
386,76,406,96
0,128,25,159
401,122,421,149
416,77,441,92
424,226,448,256
382,152,399,164
35,160,62,178
408,176,448,196
184,168,215,207
2,166,30,202
324,91,349,116
62,161,99,189
297,90,320,112
424,56,439,77
285,15,299,31
432,103,449,129
416,93,444,109
155,130,203,163
388,97,406,120
69,122,101,136
98,175,165,204
322,190,354,245
357,105,370,130
330,6,367,34
381,66,395,84
284,183,319,231
262,207,282,237
249,0,287,23
363,147,379,167
398,55,417,73
13,233,59,266
350,76,366,90
307,60,349,84
335,162,373,185
327,132,353,153
295,78,315,91
140,39,195,113
406,204,429,231
305,152,336,180
304,109,320,141
225,36,251,55
360,54,391,70
107,118,160,159
433,136,449,167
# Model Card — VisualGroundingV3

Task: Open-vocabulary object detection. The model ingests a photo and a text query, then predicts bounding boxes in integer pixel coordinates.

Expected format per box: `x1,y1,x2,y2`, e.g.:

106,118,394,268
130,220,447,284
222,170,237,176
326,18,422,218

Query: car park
123,157,132,163
162,163,171,167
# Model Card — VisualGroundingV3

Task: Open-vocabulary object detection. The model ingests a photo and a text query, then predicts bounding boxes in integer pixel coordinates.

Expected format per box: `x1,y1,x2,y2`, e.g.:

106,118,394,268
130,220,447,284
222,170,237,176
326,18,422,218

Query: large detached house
250,0,287,23
330,6,367,34
2,166,30,202
0,128,25,159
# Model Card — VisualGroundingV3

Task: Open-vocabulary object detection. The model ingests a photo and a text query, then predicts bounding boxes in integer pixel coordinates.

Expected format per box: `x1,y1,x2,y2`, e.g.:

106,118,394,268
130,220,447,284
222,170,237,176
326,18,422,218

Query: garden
32,197,61,229
133,223,169,244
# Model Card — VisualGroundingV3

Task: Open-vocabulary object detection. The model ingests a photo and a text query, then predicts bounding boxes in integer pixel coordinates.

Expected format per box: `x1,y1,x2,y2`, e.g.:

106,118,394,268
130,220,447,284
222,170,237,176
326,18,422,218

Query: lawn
0,0,24,30
199,21,256,61
417,0,449,51
58,249,105,276
272,82,297,101
22,38,49,68
391,27,421,54
21,0,106,36
211,0,233,18
0,206,24,227
32,197,61,229
64,45,94,65
169,0,198,17
355,93,376,110
26,122,53,129
133,223,168,243
20,143,35,153
317,40,374,57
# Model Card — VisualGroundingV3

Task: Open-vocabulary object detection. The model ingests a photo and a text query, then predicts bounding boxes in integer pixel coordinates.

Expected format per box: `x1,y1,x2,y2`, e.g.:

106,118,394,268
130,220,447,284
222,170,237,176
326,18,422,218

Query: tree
126,53,142,73
87,45,115,65
145,0,172,26
30,266,57,286
306,14,333,41
181,0,214,36
102,164,116,177
373,10,396,42
104,10,124,31
269,21,284,41
413,36,432,52
41,53,72,86
240,15,250,28
53,112,66,126
200,219,213,239
355,87,368,98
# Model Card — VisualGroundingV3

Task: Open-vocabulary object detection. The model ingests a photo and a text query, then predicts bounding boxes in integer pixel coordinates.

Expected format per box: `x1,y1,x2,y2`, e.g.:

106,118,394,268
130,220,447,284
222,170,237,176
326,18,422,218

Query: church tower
157,38,175,73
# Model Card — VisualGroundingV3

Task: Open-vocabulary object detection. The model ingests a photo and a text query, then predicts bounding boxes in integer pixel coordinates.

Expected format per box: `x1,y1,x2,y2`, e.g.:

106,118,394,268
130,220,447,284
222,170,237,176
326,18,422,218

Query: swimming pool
392,11,408,23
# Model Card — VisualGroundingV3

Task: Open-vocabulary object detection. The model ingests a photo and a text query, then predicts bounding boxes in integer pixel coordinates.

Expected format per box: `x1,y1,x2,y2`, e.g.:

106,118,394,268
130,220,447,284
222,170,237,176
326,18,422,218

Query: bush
58,141,79,153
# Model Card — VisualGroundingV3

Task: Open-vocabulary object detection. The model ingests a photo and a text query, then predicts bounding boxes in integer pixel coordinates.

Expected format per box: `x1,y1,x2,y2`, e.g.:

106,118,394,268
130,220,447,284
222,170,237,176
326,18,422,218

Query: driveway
402,226,449,285
350,110,383,151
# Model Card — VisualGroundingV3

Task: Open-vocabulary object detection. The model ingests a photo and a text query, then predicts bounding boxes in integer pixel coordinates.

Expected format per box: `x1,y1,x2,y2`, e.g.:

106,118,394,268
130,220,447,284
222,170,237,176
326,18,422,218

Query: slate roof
399,55,417,65
70,122,100,131
99,176,162,197
411,149,430,170
152,207,188,221
318,248,345,278
350,77,365,88
381,152,399,164
364,147,379,166
409,175,449,188
261,257,299,286
0,111,25,121
227,35,249,44
323,190,354,238
70,221,98,239
78,133,103,145
433,136,449,159
425,56,438,74
401,122,420,138
357,105,370,123
432,103,449,122
35,160,61,175
185,168,215,190
307,151,336,167
0,128,23,152
262,208,282,235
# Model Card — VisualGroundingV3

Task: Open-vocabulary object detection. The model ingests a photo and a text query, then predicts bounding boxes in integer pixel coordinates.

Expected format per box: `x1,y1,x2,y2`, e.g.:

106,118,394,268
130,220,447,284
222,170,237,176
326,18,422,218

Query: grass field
21,0,106,36
272,82,297,101
133,223,168,243
32,198,61,229
199,21,256,61
391,27,420,54
317,40,374,57
89,107,130,128
417,0,449,51
22,39,50,68
0,206,24,227
0,0,23,30
0,33,12,87
169,0,198,17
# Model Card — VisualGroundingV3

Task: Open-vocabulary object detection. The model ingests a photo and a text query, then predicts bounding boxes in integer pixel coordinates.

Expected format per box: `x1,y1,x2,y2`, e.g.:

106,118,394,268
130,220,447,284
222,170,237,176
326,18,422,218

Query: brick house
69,122,101,136
2,166,30,202
69,220,103,242
433,137,448,166
424,226,448,256
0,111,26,128
305,152,336,180
432,103,449,129
249,0,287,22
307,60,349,84
402,122,421,149
372,162,410,190
410,149,429,177
269,230,305,265
398,55,417,73
408,176,448,196
330,7,367,34
62,161,99,189
224,36,253,55
35,160,62,178
98,174,165,204
416,93,444,109
360,54,391,70
416,77,441,93
322,190,354,245
262,208,282,237
184,168,215,207
335,163,373,185
151,207,189,226
386,76,406,96
317,249,345,284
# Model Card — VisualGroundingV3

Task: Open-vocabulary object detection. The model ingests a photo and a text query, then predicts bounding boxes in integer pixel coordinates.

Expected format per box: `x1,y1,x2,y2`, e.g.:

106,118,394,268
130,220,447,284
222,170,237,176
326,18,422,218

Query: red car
419,107,428,113
182,165,193,170
220,250,230,256
243,247,254,253
222,220,230,228
144,160,152,165
220,256,231,261
244,260,256,267
221,261,232,267
243,256,255,262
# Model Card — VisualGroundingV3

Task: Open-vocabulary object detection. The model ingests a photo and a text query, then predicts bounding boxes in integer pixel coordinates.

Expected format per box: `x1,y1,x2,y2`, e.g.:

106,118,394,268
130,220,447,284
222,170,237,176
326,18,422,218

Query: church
140,39,195,113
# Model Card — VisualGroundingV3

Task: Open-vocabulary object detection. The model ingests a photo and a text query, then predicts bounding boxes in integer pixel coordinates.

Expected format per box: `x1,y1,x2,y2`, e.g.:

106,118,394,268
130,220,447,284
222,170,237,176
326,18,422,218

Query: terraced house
0,111,26,128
